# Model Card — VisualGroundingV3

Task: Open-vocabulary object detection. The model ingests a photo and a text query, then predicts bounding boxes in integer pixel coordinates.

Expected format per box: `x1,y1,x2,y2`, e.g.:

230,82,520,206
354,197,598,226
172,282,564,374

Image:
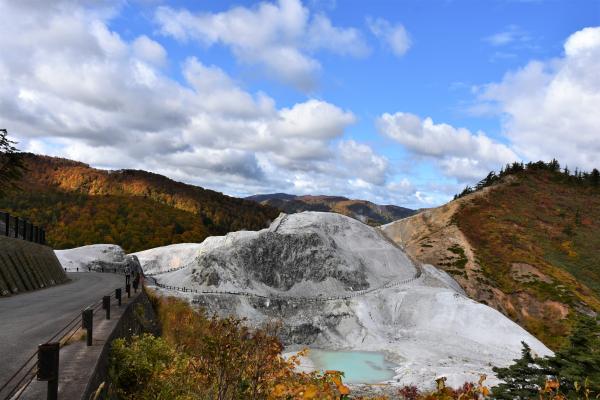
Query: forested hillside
383,161,600,349
0,154,278,252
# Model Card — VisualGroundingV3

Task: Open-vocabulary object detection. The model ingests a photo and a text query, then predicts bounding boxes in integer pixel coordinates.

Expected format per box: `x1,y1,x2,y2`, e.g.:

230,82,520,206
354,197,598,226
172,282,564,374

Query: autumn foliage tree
109,295,350,400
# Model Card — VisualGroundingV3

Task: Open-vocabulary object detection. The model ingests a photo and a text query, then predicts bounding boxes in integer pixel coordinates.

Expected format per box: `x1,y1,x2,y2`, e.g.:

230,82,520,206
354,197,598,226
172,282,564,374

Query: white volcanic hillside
55,244,140,272
133,243,203,275
139,213,418,297
57,212,552,389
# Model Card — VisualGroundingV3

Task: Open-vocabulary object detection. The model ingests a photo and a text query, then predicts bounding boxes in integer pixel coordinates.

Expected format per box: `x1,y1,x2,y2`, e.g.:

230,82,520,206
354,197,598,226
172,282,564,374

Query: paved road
0,273,125,386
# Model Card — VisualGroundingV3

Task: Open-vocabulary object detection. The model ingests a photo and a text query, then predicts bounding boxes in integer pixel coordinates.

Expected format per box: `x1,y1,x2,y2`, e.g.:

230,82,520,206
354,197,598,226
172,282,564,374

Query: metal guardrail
0,272,135,400
0,211,46,245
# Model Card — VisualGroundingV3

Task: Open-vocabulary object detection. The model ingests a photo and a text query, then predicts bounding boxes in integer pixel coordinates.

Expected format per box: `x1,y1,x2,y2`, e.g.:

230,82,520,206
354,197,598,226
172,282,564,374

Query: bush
109,296,349,399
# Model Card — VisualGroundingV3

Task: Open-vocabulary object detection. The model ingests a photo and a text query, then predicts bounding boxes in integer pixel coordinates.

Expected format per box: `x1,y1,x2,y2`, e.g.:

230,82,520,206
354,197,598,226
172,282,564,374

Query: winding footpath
148,261,423,303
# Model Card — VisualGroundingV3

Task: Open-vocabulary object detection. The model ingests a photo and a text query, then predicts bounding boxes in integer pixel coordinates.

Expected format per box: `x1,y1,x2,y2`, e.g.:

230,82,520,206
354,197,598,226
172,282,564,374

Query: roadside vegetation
108,292,600,399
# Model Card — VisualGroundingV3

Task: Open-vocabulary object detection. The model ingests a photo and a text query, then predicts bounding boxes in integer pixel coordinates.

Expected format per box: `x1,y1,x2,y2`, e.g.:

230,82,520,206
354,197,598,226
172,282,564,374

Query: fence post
82,308,93,346
4,213,8,236
41,229,45,245
102,296,110,319
126,283,131,298
14,216,19,238
37,342,60,400
116,288,122,306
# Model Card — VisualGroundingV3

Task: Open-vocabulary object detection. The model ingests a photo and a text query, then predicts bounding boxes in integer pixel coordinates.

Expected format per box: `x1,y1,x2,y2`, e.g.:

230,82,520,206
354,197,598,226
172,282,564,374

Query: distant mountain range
0,154,278,252
246,193,415,225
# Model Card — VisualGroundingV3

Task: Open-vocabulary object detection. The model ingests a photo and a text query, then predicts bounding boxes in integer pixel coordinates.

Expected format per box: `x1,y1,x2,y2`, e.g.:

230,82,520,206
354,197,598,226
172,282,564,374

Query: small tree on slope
492,341,548,399
492,316,600,399
544,315,600,393
0,129,24,199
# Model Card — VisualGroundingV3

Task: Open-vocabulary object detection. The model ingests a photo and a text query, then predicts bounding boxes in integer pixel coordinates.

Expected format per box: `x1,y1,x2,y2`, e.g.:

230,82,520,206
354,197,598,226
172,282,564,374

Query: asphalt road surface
0,273,125,386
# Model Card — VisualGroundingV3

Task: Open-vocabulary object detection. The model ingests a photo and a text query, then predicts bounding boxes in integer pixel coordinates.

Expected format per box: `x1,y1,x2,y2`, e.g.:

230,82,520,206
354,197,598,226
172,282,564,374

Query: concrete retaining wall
0,235,67,296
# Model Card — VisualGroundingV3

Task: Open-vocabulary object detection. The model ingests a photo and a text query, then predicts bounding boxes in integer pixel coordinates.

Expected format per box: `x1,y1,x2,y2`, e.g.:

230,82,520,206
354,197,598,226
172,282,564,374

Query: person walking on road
132,271,140,293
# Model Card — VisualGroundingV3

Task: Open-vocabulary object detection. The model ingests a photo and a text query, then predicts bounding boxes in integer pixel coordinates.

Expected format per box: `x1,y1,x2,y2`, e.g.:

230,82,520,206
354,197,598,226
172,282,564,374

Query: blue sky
1,0,599,208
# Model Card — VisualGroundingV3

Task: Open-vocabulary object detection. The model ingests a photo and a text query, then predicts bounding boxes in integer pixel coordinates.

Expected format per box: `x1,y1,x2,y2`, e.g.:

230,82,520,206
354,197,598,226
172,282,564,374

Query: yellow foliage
560,241,578,258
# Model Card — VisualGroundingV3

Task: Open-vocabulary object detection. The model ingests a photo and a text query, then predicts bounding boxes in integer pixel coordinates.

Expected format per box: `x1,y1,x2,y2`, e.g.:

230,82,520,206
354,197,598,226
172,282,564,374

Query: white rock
55,244,139,273
123,212,555,389
132,243,203,275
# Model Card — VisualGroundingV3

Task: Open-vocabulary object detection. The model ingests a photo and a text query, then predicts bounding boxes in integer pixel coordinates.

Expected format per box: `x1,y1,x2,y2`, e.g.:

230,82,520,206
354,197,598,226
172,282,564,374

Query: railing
0,273,135,400
0,211,46,245
149,264,423,304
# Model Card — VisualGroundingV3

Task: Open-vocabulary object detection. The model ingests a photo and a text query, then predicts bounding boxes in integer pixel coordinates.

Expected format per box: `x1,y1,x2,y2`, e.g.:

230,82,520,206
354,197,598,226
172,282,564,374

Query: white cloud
132,35,167,66
377,112,518,180
338,140,388,186
367,17,411,57
275,100,356,140
484,25,531,47
154,0,369,90
477,26,600,171
0,0,417,206
307,14,369,57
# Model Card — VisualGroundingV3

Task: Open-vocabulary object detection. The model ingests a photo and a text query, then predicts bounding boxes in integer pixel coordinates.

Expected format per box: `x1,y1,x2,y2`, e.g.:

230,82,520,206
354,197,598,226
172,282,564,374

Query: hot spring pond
308,350,397,384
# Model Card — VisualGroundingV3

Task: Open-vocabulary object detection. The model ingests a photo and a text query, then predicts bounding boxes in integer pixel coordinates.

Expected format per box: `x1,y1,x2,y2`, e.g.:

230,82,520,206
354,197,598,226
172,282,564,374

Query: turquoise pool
308,349,396,384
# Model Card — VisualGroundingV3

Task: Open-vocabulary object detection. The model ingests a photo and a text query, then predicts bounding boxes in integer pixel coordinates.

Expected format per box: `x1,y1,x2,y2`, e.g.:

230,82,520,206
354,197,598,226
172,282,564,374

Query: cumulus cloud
154,0,369,90
477,26,600,170
367,17,411,57
377,112,518,180
0,0,410,205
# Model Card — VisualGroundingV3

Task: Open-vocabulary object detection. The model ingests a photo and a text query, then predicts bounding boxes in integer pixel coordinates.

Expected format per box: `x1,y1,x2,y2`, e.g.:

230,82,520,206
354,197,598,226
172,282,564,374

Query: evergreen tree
545,315,600,392
0,129,25,198
549,158,560,172
492,342,548,399
591,168,600,187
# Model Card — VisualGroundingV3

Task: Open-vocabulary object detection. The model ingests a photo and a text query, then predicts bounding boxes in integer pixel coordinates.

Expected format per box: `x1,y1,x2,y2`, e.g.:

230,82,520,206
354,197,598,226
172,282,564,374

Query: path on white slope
148,265,423,303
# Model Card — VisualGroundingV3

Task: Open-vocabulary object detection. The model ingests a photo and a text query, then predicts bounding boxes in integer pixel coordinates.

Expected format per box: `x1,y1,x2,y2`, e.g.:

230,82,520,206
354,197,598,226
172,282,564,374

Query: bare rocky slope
57,211,552,389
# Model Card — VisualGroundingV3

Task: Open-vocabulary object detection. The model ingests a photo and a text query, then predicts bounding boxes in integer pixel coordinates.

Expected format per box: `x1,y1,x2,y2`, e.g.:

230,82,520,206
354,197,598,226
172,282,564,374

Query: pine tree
545,315,600,392
591,168,600,187
492,342,548,399
0,129,25,198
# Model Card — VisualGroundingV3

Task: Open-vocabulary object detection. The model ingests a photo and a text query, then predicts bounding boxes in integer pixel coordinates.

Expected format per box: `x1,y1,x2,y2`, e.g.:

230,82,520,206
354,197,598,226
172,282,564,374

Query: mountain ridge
246,192,415,225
